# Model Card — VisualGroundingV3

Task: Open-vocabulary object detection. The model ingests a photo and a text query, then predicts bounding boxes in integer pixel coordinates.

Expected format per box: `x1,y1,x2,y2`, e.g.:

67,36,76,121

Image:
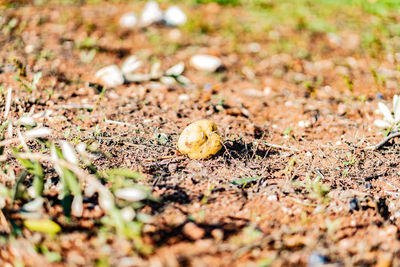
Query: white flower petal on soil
61,141,78,165
124,73,152,82
84,182,97,198
160,76,176,85
95,65,124,87
394,94,400,122
176,75,191,85
76,142,87,155
115,187,147,202
98,189,114,211
164,6,187,26
121,56,142,74
150,62,162,78
140,1,163,26
71,195,83,217
378,102,394,123
25,127,52,138
18,116,36,126
374,119,392,128
190,54,222,72
51,145,63,177
121,206,136,222
4,87,12,119
119,12,138,29
165,62,185,76
22,197,43,212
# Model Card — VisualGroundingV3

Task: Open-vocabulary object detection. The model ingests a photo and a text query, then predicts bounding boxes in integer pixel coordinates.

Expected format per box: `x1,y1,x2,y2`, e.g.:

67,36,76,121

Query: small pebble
178,94,190,102
365,182,373,189
183,222,205,240
376,93,384,99
349,197,360,211
308,252,330,266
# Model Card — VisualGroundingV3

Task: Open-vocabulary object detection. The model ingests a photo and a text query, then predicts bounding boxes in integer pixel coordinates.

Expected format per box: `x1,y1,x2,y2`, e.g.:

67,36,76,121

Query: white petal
18,116,36,126
76,143,87,155
393,95,399,109
394,95,400,122
95,65,124,87
71,195,83,217
61,141,78,165
25,127,52,138
374,119,391,128
378,102,394,123
51,145,63,176
121,56,142,74
23,197,44,212
98,189,114,211
4,87,12,119
121,206,136,222
115,187,146,202
165,62,185,76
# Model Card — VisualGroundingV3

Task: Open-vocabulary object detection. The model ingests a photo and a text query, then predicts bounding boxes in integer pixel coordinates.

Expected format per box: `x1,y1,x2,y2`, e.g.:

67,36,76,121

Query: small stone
365,182,373,189
298,120,311,128
119,12,138,29
263,86,272,96
376,93,384,99
183,222,205,240
308,252,330,266
349,197,360,211
95,65,124,87
178,94,190,102
164,6,187,26
140,1,163,26
211,229,223,242
190,54,222,72
244,88,264,97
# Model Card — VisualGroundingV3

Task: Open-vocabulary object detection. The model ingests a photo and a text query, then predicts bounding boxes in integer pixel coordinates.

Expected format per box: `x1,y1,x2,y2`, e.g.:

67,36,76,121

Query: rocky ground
1,1,400,266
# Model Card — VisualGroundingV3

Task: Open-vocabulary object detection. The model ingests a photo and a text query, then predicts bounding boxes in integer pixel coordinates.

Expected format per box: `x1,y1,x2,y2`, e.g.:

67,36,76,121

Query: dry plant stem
367,132,400,150
0,137,19,147
263,142,301,152
379,177,400,192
